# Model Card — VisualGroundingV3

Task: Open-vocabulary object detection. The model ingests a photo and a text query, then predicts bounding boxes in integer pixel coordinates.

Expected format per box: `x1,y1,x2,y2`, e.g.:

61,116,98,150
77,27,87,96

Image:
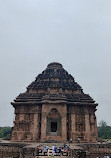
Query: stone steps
24,153,68,157
24,156,68,158
39,156,68,158
23,147,69,158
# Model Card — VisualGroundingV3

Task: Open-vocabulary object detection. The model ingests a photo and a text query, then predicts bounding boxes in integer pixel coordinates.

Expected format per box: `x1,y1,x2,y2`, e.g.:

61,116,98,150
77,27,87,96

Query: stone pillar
32,113,39,140
94,116,98,140
62,115,67,141
90,114,94,132
71,113,76,141
61,104,67,141
41,104,47,141
85,114,90,142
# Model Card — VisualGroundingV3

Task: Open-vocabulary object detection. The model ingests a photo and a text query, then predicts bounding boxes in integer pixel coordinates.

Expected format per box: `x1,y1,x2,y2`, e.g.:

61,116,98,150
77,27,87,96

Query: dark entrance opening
51,122,57,132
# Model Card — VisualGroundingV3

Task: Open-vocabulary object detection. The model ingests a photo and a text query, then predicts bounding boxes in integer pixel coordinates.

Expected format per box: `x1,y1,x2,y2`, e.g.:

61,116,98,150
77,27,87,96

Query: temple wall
11,105,41,142
69,105,98,143
11,103,98,143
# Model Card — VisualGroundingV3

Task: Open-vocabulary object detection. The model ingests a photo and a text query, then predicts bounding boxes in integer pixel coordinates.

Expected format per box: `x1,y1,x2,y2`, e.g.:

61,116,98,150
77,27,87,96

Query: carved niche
46,108,61,136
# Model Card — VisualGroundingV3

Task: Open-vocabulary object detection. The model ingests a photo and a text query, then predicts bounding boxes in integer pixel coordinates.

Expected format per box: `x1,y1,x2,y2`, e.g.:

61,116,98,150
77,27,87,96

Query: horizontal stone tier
13,92,94,104
27,80,81,90
36,68,74,80
11,102,97,108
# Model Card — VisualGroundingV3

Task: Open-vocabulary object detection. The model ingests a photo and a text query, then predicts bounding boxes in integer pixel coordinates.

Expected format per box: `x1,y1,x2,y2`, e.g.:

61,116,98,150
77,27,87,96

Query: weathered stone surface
11,62,98,143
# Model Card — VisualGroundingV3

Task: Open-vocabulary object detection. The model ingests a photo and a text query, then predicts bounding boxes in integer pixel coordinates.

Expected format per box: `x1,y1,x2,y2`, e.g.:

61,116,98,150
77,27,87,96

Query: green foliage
98,120,111,139
0,127,12,140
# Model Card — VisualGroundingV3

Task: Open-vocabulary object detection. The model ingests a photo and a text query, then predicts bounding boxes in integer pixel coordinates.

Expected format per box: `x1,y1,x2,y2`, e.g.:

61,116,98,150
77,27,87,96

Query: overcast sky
0,0,111,127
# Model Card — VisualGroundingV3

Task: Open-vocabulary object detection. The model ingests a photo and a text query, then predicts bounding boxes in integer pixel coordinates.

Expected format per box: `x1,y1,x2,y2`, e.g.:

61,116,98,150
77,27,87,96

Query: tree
98,120,111,139
99,120,107,127
0,127,11,139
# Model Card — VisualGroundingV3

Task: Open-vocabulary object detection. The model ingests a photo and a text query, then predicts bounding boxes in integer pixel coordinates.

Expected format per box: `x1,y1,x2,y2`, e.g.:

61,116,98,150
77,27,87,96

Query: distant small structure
11,62,98,143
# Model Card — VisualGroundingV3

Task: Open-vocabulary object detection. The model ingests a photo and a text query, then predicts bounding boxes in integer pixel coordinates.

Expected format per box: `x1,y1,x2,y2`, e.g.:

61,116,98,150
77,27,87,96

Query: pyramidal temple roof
27,62,81,91
12,62,97,106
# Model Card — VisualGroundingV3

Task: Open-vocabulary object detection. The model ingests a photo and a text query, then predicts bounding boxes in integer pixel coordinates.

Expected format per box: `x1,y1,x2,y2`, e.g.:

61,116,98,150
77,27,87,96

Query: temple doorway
51,122,57,132
46,108,61,136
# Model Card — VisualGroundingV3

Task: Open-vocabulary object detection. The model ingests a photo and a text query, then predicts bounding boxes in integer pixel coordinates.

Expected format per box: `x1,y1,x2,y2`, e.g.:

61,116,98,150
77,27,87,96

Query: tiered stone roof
11,62,96,105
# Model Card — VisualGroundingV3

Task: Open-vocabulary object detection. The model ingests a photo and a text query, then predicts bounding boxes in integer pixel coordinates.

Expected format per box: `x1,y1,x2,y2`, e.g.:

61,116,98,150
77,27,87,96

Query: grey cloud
0,0,111,126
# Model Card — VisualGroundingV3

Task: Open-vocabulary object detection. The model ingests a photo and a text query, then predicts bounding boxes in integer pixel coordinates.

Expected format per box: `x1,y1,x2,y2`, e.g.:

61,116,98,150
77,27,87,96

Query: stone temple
11,62,98,143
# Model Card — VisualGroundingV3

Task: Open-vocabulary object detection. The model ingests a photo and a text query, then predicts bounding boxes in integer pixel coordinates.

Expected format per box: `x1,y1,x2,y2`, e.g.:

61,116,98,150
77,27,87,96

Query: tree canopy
98,120,111,139
0,127,11,140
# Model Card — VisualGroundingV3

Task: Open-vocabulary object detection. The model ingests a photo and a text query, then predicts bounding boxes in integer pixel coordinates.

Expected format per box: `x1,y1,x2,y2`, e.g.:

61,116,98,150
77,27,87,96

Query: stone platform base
0,140,111,158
